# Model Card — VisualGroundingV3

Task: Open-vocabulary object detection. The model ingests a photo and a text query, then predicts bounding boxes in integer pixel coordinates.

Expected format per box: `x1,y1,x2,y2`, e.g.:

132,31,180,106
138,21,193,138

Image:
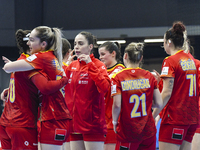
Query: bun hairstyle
99,41,122,62
34,26,63,67
165,21,187,50
15,29,31,54
124,42,144,64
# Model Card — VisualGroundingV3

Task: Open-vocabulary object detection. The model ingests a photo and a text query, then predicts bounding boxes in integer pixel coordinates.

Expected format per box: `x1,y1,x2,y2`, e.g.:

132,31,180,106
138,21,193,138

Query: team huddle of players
0,21,199,150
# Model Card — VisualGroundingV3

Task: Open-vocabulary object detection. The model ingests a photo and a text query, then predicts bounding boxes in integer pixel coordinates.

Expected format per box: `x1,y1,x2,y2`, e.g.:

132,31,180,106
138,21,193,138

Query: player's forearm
152,90,171,119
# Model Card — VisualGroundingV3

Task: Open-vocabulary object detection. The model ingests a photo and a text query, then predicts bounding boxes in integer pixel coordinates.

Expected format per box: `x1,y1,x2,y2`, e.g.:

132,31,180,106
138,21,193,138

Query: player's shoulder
112,68,129,78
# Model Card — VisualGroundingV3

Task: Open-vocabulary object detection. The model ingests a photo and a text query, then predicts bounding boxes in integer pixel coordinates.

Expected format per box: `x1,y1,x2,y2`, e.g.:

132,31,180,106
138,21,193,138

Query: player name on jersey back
121,79,150,91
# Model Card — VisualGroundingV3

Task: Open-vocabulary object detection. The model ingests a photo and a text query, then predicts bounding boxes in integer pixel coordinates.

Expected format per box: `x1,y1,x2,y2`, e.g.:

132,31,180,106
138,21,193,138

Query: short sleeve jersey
25,50,71,121
0,53,39,128
111,68,157,142
160,50,199,125
105,64,125,130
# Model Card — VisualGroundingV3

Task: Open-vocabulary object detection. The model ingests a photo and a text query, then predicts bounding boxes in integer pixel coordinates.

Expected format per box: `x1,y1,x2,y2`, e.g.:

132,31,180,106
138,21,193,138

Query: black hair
165,21,186,48
62,38,71,58
99,41,122,63
15,29,31,54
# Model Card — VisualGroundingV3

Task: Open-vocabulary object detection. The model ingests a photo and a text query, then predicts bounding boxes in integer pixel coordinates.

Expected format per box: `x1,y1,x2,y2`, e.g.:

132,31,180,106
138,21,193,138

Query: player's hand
78,54,92,64
113,125,117,133
66,49,76,65
1,88,9,101
152,69,161,83
2,56,11,64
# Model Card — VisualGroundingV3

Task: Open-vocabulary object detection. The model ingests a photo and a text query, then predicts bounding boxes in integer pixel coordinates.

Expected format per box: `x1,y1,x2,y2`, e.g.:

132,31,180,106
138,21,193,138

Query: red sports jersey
25,50,71,121
111,67,157,142
194,59,200,129
160,50,199,125
0,53,39,128
105,64,125,130
64,54,110,134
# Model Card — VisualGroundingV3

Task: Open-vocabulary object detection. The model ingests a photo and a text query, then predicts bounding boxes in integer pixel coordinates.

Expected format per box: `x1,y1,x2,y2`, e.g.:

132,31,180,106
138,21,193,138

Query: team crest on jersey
52,59,61,70
26,54,37,62
161,67,169,75
80,73,89,79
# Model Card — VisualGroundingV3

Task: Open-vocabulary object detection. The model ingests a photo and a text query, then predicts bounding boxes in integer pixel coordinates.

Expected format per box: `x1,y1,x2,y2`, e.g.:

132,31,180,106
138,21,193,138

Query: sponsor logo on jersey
78,80,88,84
72,67,76,70
180,59,196,71
80,73,89,79
102,66,106,70
55,129,67,141
161,67,169,75
24,141,29,146
121,79,150,91
172,128,184,140
26,54,37,62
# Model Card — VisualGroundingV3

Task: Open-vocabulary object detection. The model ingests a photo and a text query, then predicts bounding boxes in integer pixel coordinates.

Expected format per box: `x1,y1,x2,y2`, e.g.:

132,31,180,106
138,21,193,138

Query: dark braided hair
15,29,31,54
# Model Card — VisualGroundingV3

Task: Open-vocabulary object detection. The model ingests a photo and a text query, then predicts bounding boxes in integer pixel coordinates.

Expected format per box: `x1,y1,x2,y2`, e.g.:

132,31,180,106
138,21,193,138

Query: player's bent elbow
3,64,12,73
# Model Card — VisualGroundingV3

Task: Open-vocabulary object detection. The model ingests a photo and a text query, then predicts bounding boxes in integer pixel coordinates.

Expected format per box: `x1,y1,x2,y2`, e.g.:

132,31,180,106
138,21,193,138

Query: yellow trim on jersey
107,64,125,72
22,53,30,58
63,62,68,66
40,49,54,53
29,72,39,79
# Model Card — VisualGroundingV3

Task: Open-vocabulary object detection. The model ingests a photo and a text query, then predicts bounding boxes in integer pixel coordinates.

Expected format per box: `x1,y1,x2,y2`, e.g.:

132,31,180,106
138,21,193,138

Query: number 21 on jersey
130,93,147,118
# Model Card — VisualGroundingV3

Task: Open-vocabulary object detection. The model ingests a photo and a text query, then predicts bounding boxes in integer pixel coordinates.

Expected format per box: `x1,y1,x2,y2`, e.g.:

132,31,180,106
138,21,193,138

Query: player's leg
104,129,116,150
191,133,200,150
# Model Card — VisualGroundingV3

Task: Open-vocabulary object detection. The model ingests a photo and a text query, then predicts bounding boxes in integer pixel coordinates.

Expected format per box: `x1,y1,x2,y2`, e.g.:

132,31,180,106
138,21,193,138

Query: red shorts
195,127,200,133
70,133,105,142
159,124,198,145
39,119,72,145
0,125,37,150
105,129,117,144
115,134,156,150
